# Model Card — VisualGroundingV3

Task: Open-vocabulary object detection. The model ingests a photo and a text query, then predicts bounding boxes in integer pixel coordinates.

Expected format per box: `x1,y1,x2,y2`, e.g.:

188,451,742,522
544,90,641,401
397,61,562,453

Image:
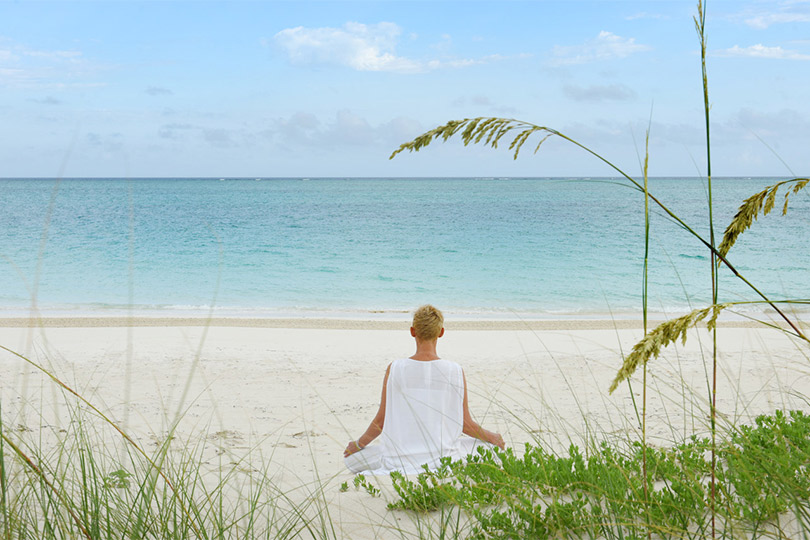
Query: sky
1,0,809,178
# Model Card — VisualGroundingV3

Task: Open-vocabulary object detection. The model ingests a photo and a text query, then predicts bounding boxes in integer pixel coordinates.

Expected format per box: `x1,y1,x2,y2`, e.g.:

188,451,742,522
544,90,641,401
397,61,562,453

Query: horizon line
0,175,793,180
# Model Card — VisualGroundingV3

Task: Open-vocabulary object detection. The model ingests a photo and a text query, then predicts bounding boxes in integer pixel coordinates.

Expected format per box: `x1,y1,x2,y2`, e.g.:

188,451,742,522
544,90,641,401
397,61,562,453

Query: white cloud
0,67,26,80
272,22,514,73
735,1,810,29
0,40,96,88
745,12,810,29
550,31,650,66
273,22,424,73
715,44,810,60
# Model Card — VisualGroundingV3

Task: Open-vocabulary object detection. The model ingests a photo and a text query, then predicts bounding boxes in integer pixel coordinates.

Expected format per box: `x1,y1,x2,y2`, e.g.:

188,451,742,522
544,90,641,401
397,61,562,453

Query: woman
344,305,504,474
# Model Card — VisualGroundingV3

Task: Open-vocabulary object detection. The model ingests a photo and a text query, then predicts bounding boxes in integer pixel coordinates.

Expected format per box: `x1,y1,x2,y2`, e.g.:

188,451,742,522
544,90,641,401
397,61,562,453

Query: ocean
0,177,807,319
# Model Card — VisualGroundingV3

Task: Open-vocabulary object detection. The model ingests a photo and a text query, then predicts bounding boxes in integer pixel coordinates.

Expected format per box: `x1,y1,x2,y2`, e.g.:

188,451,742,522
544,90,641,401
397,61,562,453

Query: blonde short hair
412,305,444,340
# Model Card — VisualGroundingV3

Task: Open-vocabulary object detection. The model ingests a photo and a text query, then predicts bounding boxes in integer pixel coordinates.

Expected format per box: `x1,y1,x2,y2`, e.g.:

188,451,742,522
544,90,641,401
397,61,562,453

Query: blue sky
1,0,808,177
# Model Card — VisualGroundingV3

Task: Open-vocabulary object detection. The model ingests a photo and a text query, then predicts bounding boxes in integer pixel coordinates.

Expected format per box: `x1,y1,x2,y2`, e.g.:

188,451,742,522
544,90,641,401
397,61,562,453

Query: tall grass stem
695,2,718,536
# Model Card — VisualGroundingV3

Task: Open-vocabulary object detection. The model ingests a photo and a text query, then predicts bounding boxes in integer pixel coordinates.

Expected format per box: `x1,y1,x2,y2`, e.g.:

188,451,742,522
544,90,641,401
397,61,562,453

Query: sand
1,318,808,537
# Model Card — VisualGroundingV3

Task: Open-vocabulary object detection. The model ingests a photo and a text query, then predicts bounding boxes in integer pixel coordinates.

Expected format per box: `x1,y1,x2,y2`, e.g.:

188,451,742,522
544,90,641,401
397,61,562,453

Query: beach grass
0,384,341,540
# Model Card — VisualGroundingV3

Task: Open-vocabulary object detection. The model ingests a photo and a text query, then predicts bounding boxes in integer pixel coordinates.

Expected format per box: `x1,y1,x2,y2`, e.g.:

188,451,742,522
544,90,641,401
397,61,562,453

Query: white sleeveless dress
344,358,487,475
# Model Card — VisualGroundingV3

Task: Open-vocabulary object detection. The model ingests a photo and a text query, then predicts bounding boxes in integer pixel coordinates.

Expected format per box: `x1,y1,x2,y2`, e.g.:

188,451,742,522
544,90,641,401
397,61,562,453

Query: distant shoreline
0,176,789,180
0,316,776,330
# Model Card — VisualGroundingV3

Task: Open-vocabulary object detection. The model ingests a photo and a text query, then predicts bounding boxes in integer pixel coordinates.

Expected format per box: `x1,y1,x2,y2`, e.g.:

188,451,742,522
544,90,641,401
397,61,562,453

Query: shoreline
0,316,787,330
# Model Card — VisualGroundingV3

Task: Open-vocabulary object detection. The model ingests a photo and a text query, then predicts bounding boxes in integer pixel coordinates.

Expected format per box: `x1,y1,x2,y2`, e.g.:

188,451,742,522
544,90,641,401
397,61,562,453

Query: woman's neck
410,339,440,361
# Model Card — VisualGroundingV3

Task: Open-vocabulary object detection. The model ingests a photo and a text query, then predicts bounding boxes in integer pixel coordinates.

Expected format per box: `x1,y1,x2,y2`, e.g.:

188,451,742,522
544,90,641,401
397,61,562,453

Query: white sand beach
1,318,808,538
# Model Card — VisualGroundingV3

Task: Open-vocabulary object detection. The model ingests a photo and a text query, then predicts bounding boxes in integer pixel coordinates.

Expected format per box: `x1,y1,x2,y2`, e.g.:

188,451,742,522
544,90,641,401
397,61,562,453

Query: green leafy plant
352,473,381,497
103,468,132,489
375,412,810,538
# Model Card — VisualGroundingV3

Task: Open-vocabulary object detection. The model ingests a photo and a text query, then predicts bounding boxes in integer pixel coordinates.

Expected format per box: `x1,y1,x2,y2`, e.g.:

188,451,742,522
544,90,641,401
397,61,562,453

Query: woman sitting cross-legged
344,304,504,475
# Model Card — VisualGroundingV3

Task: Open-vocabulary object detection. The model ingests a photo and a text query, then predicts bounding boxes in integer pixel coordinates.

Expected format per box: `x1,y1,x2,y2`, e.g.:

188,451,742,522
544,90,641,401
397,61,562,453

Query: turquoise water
0,177,807,318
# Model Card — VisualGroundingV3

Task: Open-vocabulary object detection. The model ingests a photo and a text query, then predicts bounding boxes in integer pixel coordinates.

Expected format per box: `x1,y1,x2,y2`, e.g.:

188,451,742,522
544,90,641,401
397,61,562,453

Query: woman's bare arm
461,371,505,449
344,364,391,457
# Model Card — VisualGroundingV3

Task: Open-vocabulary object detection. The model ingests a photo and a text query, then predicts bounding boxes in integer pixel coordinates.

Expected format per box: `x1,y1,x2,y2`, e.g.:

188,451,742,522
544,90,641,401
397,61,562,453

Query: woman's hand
344,440,364,457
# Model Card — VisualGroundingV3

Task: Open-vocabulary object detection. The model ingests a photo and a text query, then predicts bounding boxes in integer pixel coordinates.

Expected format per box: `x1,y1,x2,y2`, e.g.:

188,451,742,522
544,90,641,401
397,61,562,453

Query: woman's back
381,358,464,471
